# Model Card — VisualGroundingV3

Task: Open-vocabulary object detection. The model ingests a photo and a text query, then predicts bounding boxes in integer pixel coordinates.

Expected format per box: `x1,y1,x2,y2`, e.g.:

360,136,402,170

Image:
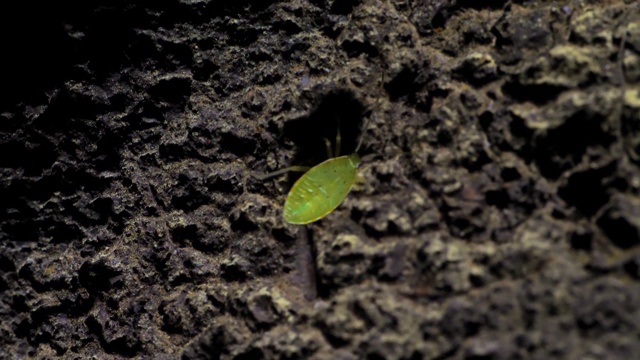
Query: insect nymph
283,152,360,224
255,106,369,225
255,78,383,225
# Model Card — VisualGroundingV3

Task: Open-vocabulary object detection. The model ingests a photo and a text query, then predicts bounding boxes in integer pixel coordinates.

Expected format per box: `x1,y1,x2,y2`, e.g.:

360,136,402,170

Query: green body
284,153,361,224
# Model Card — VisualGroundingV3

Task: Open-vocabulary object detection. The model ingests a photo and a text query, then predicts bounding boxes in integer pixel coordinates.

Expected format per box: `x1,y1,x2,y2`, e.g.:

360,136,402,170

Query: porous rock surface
1,1,639,359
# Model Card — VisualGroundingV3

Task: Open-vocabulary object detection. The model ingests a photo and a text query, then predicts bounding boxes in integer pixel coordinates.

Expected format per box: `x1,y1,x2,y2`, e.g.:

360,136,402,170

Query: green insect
255,75,385,224
256,115,368,225
283,152,361,224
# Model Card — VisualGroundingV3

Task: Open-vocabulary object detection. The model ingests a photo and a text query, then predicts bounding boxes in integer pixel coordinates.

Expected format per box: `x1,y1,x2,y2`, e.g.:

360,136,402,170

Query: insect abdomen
283,155,359,224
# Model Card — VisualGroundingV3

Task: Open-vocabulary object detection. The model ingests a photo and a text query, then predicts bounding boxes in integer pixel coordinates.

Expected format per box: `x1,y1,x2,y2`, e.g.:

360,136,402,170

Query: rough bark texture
1,0,640,359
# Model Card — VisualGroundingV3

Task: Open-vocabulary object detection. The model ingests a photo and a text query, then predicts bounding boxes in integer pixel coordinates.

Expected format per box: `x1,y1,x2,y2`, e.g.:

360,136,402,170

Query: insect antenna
355,73,385,153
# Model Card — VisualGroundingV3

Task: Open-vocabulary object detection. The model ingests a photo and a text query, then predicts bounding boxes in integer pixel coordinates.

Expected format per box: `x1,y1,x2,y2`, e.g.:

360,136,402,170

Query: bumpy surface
1,1,640,359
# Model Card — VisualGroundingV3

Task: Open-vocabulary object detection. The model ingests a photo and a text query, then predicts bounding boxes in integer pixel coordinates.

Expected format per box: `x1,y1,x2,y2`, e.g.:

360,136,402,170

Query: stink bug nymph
255,92,375,225
283,152,361,224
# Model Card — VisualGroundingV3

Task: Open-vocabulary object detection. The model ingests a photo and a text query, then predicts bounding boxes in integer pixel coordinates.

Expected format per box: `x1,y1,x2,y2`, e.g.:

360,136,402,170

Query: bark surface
1,1,639,359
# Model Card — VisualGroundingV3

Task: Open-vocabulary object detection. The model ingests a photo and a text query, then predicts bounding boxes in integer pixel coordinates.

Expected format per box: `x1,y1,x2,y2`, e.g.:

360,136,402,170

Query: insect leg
352,172,366,191
335,117,341,156
323,137,333,158
252,166,311,180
